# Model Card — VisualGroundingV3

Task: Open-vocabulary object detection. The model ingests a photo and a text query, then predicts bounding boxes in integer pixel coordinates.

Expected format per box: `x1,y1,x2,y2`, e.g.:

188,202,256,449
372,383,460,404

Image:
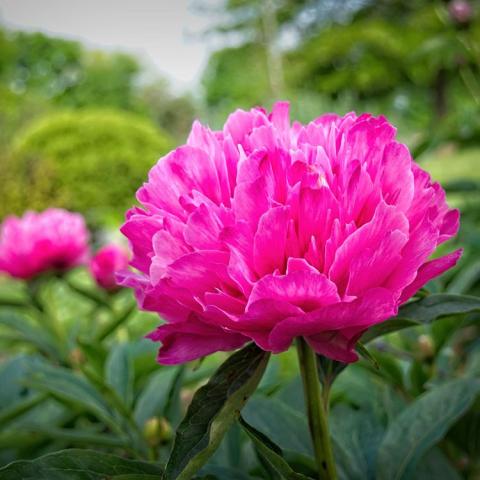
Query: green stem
95,300,136,341
296,338,337,480
27,280,67,360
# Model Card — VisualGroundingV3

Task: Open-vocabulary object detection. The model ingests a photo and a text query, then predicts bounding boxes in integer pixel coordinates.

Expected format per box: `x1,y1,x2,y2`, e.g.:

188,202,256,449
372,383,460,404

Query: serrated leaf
164,343,269,480
239,416,311,480
0,448,162,479
376,378,480,480
363,294,480,343
105,342,134,407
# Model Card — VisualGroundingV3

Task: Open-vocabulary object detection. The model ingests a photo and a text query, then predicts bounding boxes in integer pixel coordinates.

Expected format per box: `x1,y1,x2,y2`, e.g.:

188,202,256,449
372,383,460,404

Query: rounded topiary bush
4,109,172,222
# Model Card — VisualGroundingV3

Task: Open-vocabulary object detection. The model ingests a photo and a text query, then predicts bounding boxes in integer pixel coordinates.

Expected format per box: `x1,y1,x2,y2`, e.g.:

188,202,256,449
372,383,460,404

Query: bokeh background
1,1,480,476
1,0,480,244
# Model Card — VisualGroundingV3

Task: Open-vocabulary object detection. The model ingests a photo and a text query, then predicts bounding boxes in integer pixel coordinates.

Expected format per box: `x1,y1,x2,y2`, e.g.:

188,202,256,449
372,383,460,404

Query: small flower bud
143,417,172,446
69,347,85,366
417,334,435,358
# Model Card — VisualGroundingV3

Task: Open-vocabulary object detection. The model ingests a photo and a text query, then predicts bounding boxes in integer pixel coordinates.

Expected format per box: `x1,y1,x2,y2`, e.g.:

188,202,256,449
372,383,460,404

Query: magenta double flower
120,103,461,365
0,208,89,279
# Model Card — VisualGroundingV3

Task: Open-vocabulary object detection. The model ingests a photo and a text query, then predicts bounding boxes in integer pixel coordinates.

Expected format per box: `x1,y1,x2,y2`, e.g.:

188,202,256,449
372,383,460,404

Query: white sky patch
0,0,218,91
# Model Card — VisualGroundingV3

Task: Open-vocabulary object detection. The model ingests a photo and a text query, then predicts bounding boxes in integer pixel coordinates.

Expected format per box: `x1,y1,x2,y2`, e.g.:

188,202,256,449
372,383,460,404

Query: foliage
0,26,197,137
0,86,49,146
0,261,479,478
2,109,172,222
202,43,271,109
1,0,480,478
137,81,198,141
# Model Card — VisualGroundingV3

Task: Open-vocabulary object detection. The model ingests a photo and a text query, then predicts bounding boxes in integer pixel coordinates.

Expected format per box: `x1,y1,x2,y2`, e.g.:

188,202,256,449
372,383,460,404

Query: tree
3,109,172,223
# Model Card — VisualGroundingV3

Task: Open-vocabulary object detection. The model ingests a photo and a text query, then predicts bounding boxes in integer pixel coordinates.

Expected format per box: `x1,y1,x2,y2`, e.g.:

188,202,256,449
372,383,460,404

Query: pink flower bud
90,243,129,291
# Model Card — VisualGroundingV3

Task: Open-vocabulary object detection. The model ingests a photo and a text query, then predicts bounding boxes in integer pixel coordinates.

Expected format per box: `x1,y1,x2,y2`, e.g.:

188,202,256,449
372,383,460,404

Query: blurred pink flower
120,103,461,364
0,208,89,280
90,244,129,291
448,0,473,23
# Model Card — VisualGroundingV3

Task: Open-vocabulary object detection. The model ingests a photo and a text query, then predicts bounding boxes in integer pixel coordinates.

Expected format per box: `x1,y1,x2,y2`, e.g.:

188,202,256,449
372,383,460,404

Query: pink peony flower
0,208,89,280
90,244,129,291
448,0,473,23
120,103,461,365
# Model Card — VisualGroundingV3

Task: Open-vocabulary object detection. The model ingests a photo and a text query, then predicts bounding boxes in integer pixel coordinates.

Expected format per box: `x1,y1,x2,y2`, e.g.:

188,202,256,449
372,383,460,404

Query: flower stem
296,338,337,480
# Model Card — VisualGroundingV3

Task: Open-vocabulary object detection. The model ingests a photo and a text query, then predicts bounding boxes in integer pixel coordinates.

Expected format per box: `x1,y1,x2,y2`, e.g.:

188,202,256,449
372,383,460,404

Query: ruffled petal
148,317,249,365
399,249,463,303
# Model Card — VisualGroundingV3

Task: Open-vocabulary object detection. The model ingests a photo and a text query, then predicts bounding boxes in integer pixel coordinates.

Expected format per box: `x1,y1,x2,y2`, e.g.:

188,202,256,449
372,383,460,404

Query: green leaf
242,396,312,457
316,355,347,390
239,416,311,480
195,465,253,480
95,300,137,341
134,368,181,428
164,343,270,480
363,351,404,388
412,448,462,480
362,294,480,343
449,399,480,458
105,342,134,408
76,337,107,373
0,448,162,479
26,364,117,431
0,312,58,358
0,393,47,428
361,319,418,344
113,476,160,480
0,355,43,408
164,365,186,428
330,405,384,480
356,343,379,370
397,294,480,323
65,278,111,308
446,258,480,294
376,378,480,480
276,377,306,414
18,426,129,449
0,294,28,308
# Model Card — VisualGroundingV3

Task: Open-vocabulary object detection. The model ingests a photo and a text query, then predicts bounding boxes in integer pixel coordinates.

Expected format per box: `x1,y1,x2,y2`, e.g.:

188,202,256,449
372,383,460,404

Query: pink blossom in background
0,208,89,280
90,244,129,291
448,0,473,23
120,102,461,365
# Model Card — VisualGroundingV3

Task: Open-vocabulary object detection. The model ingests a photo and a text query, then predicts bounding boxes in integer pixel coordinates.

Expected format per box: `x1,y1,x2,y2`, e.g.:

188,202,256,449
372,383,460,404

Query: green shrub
4,109,172,223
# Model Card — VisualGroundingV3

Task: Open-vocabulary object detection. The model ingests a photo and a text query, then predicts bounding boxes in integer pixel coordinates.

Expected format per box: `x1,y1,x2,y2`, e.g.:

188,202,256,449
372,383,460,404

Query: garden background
1,1,480,479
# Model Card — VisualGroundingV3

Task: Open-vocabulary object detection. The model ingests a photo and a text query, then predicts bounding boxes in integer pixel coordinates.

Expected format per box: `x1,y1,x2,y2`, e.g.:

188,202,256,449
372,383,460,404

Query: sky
0,0,217,91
